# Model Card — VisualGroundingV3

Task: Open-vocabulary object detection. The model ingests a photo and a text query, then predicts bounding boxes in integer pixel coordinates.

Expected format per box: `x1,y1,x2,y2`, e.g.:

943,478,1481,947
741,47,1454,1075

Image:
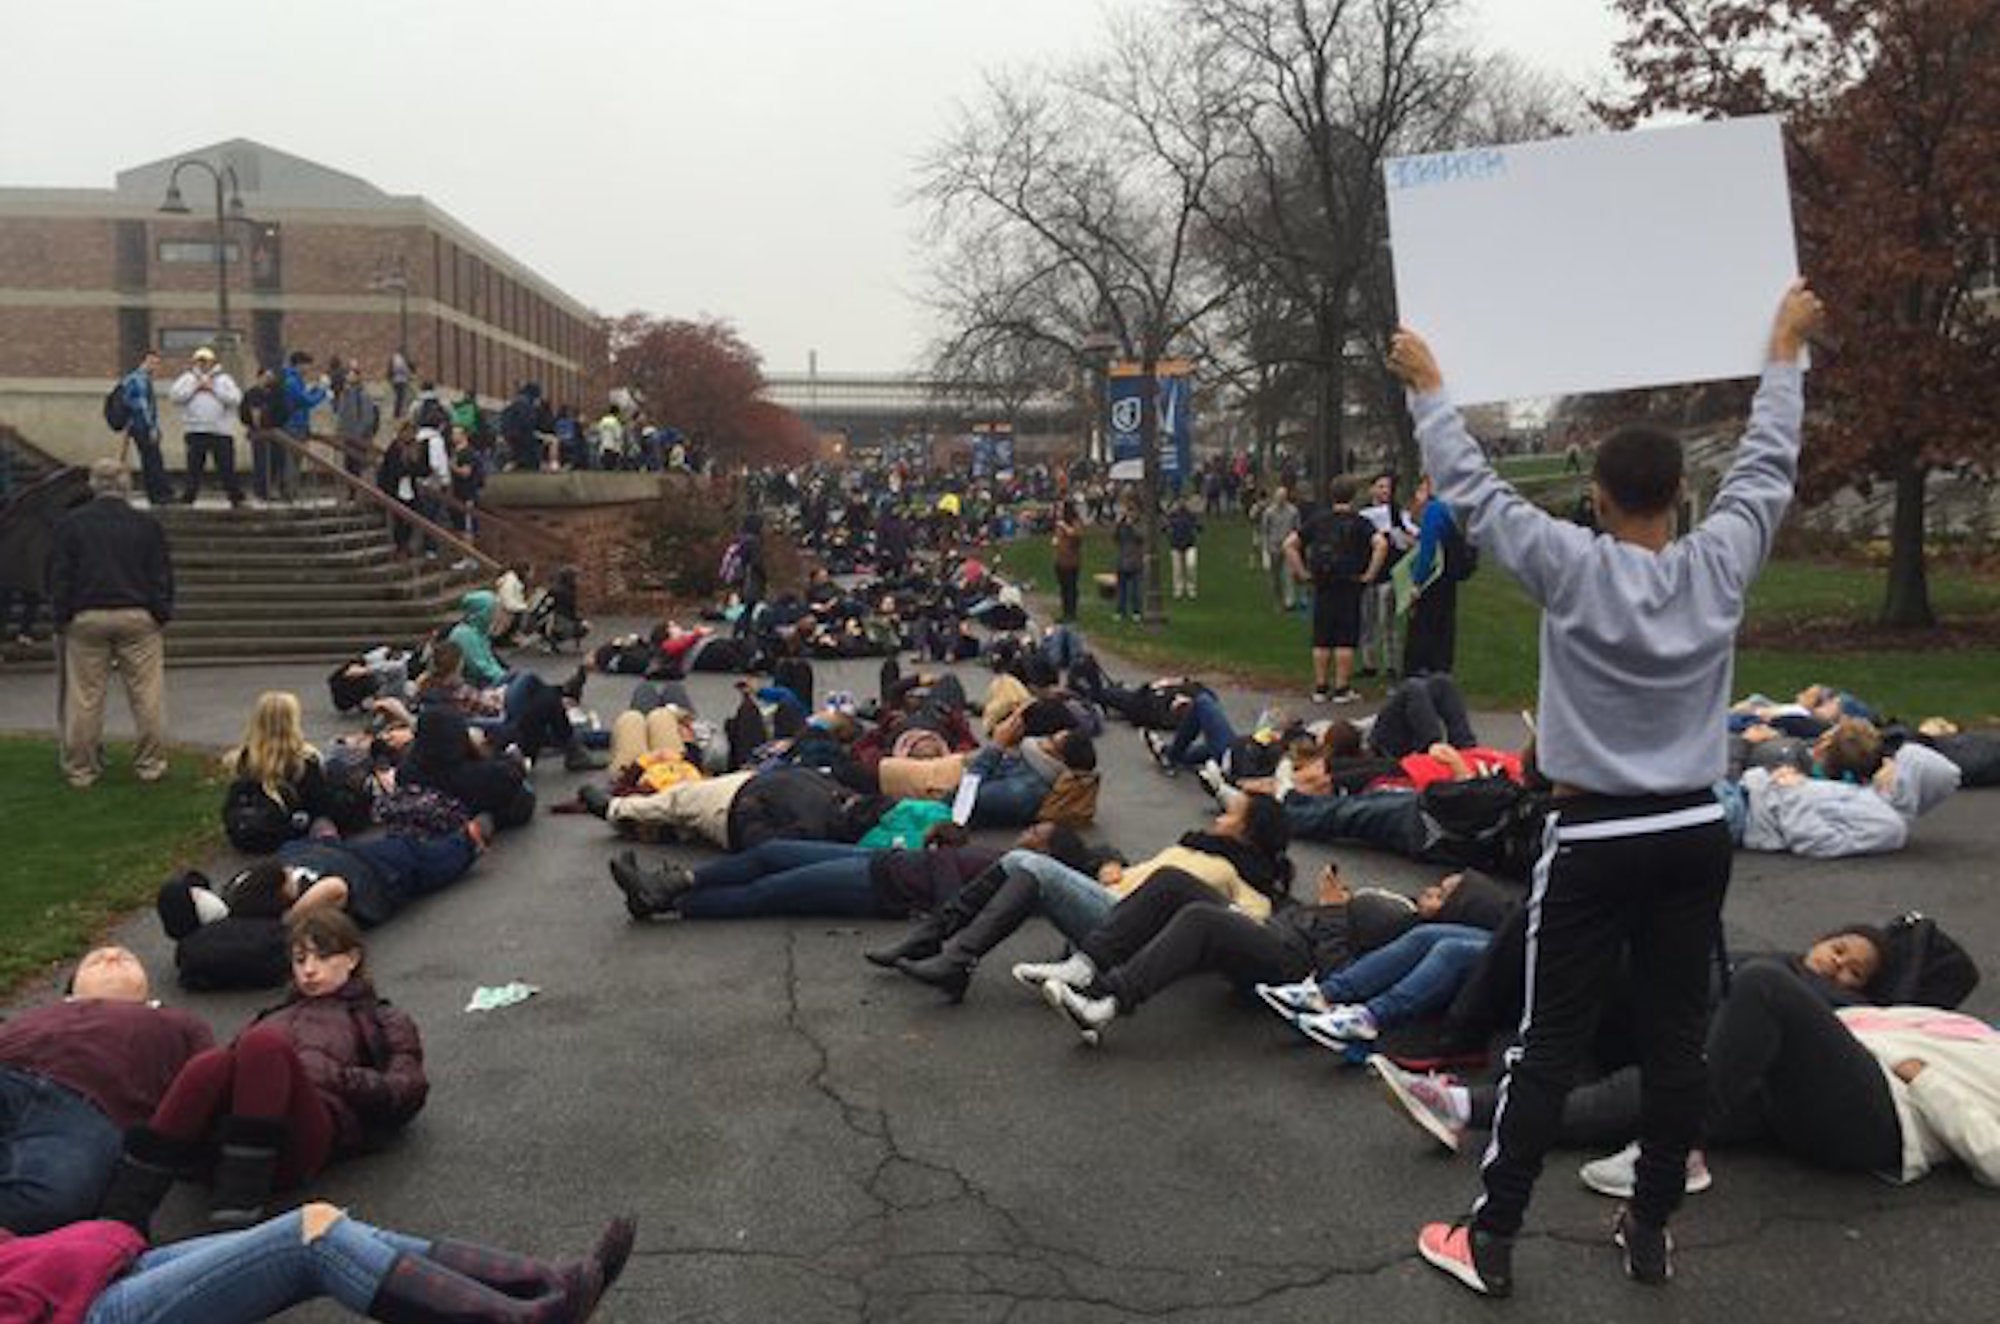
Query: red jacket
0,1221,145,1324
252,978,427,1151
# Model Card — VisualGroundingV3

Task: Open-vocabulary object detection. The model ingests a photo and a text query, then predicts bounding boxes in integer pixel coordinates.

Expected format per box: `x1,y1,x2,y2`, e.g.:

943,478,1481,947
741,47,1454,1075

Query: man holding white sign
1388,282,1824,1296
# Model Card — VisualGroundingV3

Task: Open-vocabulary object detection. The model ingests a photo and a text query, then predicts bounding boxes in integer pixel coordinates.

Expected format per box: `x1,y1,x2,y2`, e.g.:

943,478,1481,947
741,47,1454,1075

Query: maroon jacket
253,978,427,1151
0,1221,145,1324
0,999,213,1130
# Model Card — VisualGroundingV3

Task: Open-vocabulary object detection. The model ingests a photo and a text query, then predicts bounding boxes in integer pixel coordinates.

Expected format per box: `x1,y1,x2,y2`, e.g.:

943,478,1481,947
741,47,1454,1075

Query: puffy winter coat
724,766,888,852
251,977,427,1150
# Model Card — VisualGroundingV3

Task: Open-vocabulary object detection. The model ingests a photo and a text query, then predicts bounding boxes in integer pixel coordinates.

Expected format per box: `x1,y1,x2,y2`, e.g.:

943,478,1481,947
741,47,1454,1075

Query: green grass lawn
993,515,2000,723
0,739,222,995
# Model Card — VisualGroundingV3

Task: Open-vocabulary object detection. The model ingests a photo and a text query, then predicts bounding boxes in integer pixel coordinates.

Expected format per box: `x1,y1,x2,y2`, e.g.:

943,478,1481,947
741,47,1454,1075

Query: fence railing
265,431,503,577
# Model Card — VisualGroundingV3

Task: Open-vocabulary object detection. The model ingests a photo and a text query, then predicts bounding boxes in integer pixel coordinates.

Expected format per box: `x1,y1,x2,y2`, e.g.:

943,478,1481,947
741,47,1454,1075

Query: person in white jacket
1734,738,1961,858
167,346,244,506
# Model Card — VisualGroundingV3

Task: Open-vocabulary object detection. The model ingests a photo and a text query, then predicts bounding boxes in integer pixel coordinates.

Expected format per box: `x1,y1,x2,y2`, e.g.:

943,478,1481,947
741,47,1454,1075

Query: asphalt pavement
3,633,1998,1322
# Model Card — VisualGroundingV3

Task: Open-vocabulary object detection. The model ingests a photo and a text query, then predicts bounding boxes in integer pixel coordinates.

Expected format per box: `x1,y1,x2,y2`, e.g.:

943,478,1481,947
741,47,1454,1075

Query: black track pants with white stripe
1472,790,1733,1236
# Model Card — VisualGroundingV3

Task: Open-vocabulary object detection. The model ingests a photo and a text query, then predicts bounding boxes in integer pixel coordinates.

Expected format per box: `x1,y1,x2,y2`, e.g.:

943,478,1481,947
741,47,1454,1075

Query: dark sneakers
1418,1220,1513,1297
1614,1208,1673,1285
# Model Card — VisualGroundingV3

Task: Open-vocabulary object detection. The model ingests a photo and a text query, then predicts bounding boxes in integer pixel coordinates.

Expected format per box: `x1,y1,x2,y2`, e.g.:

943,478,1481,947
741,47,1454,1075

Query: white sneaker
1043,980,1115,1046
1367,1056,1467,1154
1578,1142,1713,1199
1297,1003,1378,1048
1254,978,1330,1019
1011,952,1097,991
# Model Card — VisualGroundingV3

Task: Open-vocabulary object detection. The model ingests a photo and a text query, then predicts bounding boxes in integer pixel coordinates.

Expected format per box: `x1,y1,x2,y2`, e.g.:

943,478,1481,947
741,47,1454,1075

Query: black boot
894,872,1040,1003
607,851,693,919
577,784,612,818
864,913,947,968
208,1115,287,1229
368,1251,602,1324
96,1125,198,1236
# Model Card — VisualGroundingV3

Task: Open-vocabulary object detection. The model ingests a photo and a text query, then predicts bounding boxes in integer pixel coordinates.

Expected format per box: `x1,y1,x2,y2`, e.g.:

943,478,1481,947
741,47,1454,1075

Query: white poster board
1383,116,1799,406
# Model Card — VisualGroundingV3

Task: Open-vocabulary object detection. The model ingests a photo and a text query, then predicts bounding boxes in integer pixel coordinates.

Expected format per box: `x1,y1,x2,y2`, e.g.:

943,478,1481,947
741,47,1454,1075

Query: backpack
1443,518,1480,582
375,784,471,837
1307,510,1371,582
1877,911,1980,1009
1414,775,1544,880
718,536,747,586
222,778,303,854
103,381,132,433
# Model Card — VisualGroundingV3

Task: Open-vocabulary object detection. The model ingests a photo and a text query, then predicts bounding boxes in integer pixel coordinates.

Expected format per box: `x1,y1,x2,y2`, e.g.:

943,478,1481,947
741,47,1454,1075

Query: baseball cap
191,346,217,362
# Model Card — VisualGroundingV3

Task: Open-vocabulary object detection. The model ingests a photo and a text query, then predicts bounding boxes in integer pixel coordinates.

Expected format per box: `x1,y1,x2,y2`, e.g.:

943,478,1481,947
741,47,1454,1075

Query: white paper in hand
951,773,982,827
1384,115,1800,405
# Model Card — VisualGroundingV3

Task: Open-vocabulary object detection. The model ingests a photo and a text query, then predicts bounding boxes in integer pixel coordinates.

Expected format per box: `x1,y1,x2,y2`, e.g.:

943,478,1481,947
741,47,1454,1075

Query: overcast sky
1,0,1623,375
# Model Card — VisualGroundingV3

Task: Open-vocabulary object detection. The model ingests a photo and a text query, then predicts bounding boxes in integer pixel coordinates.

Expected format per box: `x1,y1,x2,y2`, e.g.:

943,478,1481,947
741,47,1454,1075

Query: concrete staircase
152,503,485,662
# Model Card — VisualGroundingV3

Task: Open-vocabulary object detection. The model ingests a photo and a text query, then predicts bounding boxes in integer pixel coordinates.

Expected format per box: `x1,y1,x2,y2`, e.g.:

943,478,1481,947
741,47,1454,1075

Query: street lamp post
158,160,246,353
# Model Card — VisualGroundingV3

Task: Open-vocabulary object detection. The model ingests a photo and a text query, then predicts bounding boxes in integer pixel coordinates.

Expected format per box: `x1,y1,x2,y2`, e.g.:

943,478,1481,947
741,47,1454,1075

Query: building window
159,326,225,354
158,240,242,264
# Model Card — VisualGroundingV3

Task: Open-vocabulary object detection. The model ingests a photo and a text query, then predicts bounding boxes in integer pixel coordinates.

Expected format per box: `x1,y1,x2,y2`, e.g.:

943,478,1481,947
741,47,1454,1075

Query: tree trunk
1311,303,1349,497
1138,347,1167,626
1880,456,1935,629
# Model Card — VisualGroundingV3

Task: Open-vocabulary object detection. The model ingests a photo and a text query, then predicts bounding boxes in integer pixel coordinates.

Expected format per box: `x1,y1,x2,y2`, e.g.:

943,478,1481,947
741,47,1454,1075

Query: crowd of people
8,282,2000,1317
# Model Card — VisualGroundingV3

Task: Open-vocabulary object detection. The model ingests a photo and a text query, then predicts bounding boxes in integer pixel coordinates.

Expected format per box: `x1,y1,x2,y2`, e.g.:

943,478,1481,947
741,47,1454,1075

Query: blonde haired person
223,692,337,851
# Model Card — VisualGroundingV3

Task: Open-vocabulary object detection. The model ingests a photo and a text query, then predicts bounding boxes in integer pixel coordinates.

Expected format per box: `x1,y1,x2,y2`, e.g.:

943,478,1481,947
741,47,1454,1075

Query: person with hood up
441,592,585,765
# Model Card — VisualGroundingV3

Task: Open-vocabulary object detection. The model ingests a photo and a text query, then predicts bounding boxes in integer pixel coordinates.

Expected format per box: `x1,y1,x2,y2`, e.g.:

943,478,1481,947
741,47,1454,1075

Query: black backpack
103,382,132,432
1307,511,1371,582
1442,518,1480,582
222,778,303,854
1877,912,1980,1009
1415,775,1545,880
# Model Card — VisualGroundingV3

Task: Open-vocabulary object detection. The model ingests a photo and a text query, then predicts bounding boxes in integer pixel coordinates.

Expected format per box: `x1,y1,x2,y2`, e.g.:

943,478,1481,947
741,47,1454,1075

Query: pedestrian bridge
763,371,1074,440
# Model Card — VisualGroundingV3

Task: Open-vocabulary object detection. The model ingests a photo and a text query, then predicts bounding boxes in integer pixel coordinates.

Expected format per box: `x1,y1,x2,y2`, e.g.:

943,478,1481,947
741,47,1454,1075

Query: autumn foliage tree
1604,0,2000,627
607,313,825,468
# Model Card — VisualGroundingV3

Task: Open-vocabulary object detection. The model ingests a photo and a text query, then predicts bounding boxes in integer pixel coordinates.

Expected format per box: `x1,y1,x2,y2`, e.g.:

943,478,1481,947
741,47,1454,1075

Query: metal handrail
316,431,578,566
263,431,502,576
0,461,83,519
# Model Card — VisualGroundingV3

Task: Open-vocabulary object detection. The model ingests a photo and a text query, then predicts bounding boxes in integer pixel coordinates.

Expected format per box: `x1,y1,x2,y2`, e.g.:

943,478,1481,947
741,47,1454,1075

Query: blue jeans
1041,625,1085,671
0,1066,122,1234
1318,923,1491,1030
1167,691,1235,767
85,1208,426,1324
345,832,479,905
999,849,1115,946
679,840,884,918
1283,789,1423,856
1115,570,1141,618
966,747,1053,828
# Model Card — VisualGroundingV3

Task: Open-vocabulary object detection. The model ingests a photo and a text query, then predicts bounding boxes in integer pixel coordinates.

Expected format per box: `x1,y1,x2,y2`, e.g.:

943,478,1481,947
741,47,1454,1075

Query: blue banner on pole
1107,365,1192,483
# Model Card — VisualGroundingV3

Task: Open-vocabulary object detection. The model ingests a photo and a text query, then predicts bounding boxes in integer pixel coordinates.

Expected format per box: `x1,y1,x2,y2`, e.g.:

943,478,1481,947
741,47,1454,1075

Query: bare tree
917,24,1239,624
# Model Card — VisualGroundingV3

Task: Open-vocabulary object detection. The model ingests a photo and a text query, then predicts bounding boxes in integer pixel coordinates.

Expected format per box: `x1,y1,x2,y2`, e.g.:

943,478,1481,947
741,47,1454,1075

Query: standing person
1285,476,1385,705
1166,498,1202,600
386,347,413,418
1392,281,1824,1296
238,368,286,504
1259,485,1300,611
48,459,174,788
1112,501,1143,623
332,372,381,488
1357,472,1414,677
168,346,244,507
731,513,768,641
376,422,422,557
119,350,173,506
1051,500,1083,623
277,351,327,503
1403,475,1473,678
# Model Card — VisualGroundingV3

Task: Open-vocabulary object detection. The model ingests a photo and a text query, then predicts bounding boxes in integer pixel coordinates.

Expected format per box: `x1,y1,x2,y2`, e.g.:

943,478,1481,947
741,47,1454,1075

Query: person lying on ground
582,763,892,853
1910,718,2000,788
97,912,426,1234
1727,682,1879,740
1720,733,1960,858
417,637,590,769
892,794,1297,1001
192,810,490,932
1066,662,1209,731
2,1200,634,1324
1371,948,2000,1199
960,722,1098,829
1365,673,1479,759
1241,871,1520,1050
1031,861,1428,1045
327,645,420,714
0,950,213,1236
398,707,535,830
604,821,1010,921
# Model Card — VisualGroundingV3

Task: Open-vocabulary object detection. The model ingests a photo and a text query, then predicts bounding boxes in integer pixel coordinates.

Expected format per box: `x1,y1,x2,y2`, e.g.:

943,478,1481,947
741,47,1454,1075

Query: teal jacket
447,590,508,687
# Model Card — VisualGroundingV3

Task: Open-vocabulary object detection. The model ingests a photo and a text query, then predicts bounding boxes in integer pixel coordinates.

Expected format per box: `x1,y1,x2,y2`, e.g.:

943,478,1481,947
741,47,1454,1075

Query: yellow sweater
1110,845,1272,921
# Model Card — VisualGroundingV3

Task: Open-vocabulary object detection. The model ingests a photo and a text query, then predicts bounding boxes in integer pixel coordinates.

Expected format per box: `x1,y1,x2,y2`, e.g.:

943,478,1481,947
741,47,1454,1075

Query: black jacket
46,495,173,627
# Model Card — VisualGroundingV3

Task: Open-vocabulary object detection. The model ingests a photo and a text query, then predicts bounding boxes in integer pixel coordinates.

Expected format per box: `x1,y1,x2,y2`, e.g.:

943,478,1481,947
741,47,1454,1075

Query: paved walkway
2,639,1997,1321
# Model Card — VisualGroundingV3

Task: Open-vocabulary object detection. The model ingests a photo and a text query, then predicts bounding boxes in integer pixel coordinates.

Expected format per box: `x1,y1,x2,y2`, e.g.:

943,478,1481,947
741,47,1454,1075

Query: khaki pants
610,708,684,768
59,607,167,785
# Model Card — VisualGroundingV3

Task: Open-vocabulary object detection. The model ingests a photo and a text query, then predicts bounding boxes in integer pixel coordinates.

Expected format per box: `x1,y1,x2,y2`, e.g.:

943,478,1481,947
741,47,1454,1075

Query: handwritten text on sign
1386,149,1508,192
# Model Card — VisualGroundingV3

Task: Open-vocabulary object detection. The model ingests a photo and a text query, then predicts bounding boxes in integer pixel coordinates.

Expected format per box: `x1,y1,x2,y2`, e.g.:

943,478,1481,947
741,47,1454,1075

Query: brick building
0,139,608,465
